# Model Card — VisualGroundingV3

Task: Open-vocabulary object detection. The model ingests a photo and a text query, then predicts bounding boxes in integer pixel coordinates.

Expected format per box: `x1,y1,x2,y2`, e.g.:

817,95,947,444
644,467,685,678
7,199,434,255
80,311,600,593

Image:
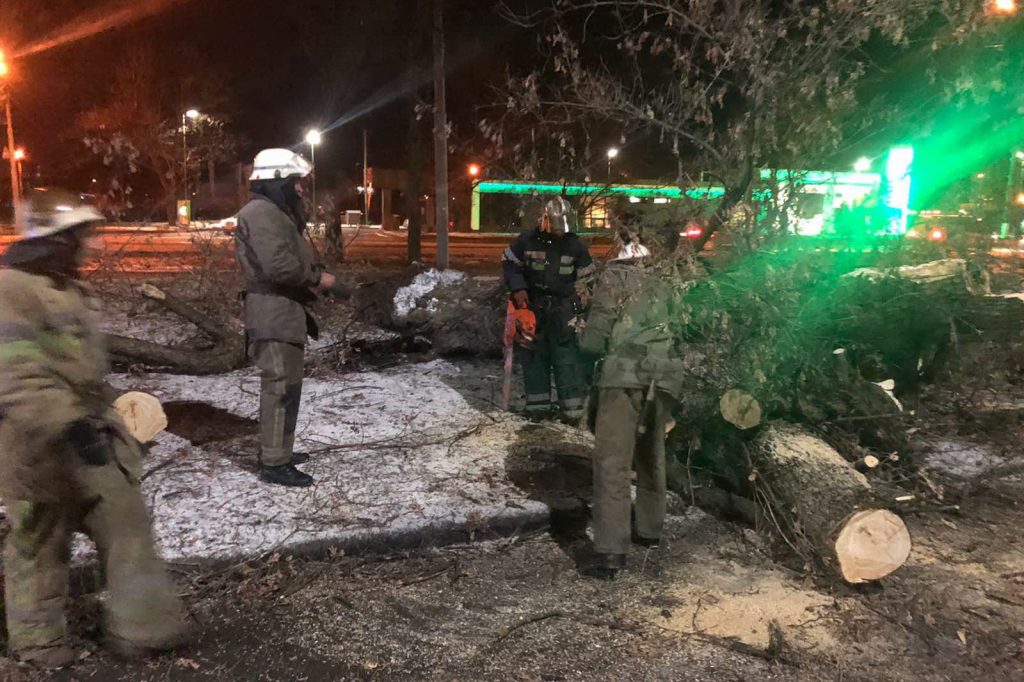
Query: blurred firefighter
502,197,595,423
0,190,190,668
236,148,344,487
578,223,684,578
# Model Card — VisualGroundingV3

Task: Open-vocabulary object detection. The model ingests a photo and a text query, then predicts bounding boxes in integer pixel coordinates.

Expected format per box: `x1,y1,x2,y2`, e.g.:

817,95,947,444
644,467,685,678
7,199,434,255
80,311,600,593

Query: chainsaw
500,299,537,411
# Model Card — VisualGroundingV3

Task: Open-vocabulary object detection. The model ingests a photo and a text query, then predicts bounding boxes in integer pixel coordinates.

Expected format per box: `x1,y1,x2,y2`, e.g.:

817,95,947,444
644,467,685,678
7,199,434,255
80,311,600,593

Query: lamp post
1,49,21,222
181,109,200,201
305,129,322,229
13,147,24,195
606,147,619,180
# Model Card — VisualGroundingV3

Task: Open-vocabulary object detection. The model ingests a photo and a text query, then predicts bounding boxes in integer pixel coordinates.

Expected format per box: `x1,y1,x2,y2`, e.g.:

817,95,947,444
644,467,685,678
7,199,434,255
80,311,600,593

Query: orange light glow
992,0,1017,13
0,50,8,78
13,148,25,161
467,163,481,178
1016,192,1024,206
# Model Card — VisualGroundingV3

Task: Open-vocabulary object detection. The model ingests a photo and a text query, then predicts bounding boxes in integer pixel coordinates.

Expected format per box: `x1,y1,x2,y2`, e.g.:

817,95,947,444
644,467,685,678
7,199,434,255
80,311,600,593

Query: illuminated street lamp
181,108,201,207
992,0,1017,14
606,147,619,179
467,163,481,178
853,157,872,173
306,129,322,228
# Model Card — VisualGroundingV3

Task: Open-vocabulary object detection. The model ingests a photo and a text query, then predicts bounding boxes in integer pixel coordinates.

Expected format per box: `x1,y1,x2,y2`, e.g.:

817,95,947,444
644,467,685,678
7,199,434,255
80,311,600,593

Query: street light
305,129,322,229
1016,151,1024,161
181,109,200,209
992,0,1017,14
853,157,872,173
467,163,481,178
606,147,619,180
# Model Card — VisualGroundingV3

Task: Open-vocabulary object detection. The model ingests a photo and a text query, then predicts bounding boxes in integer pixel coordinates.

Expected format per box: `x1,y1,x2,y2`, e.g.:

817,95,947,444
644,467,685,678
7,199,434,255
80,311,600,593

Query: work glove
65,419,110,466
511,290,529,309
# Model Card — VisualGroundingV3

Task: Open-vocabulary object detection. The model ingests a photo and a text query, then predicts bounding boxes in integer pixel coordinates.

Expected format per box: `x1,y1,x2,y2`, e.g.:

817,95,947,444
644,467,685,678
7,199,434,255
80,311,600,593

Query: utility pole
2,71,22,224
432,0,450,269
363,128,372,223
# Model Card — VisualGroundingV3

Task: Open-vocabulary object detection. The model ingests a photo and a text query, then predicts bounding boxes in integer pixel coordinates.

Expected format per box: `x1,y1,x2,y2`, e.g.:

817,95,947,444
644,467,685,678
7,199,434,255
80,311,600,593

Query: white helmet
543,196,575,234
250,148,312,181
17,189,104,240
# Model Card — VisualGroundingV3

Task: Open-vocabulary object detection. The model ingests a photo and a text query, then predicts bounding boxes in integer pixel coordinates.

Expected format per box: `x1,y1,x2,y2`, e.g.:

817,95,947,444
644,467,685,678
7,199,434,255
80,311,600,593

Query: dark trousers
252,341,305,466
591,387,670,555
518,300,586,420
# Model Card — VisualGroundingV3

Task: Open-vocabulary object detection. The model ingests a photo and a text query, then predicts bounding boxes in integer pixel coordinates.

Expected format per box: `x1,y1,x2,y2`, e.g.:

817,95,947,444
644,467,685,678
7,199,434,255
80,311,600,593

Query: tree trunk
749,423,911,583
105,284,245,375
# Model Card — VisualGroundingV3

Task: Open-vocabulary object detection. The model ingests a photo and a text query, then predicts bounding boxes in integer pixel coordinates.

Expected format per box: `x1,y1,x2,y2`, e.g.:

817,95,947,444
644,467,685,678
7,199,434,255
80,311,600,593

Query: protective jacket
235,194,322,345
502,228,595,299
579,261,685,399
0,268,141,501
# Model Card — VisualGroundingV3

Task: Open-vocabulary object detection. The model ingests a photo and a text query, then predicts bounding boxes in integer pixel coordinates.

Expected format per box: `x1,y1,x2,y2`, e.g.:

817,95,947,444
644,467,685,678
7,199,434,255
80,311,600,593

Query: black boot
582,553,626,580
260,464,313,487
292,452,310,465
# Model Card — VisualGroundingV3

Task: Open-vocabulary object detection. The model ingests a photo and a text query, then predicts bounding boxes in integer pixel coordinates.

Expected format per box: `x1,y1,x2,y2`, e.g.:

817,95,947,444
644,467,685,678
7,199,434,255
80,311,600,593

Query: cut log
834,510,912,583
114,392,168,443
750,423,911,583
720,390,762,430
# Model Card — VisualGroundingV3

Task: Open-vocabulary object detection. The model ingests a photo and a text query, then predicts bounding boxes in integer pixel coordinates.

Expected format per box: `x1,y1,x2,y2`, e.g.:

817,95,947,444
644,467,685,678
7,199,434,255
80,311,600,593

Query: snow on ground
393,269,466,318
921,438,1000,478
95,359,573,566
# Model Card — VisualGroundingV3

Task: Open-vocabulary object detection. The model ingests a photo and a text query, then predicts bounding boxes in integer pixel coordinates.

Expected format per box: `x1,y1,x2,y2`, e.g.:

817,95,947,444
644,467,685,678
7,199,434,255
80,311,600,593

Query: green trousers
518,303,586,420
3,458,188,655
252,340,305,466
591,387,670,555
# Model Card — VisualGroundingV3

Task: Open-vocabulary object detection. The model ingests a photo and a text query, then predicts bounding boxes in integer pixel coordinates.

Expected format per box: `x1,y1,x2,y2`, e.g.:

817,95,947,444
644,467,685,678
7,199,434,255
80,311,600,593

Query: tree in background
491,0,1012,252
79,47,241,223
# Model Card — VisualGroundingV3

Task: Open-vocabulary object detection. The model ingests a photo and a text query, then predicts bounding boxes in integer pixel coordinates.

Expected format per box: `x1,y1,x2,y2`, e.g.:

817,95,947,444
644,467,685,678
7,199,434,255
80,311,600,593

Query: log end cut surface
114,391,168,443
835,509,912,584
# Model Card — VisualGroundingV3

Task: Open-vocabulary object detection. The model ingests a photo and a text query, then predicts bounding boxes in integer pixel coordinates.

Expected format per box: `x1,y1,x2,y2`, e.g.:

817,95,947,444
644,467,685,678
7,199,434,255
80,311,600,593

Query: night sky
2,0,536,191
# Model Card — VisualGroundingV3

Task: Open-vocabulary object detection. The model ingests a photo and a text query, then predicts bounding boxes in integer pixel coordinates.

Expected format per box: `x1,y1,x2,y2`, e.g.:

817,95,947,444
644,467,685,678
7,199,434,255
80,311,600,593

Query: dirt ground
2,261,1024,680
2,479,1022,681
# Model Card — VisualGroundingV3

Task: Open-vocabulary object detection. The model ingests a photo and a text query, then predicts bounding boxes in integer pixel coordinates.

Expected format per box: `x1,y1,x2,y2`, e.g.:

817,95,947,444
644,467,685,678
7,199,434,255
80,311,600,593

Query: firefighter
502,197,595,423
235,149,340,487
578,224,683,578
0,190,190,668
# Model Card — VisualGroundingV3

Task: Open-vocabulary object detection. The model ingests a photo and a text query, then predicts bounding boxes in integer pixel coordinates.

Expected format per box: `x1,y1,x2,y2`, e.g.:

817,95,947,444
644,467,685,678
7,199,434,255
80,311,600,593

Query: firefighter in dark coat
502,198,595,422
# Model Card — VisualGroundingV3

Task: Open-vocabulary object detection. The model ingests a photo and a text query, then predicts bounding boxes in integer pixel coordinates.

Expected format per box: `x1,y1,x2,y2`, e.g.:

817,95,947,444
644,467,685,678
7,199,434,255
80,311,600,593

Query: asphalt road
0,227,617,273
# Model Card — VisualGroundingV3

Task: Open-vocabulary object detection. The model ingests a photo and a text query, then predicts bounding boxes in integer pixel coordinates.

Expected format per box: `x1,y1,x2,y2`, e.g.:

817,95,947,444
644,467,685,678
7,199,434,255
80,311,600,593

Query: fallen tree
657,248,1017,583
105,283,246,375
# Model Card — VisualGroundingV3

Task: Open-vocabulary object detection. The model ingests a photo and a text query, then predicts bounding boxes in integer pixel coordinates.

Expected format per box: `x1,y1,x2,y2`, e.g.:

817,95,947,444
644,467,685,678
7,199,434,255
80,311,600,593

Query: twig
496,610,566,641
400,562,456,587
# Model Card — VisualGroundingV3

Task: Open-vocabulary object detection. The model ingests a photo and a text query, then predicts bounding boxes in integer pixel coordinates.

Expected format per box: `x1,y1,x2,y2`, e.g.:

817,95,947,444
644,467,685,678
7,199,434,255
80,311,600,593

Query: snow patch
92,360,554,565
393,269,466,318
923,439,998,478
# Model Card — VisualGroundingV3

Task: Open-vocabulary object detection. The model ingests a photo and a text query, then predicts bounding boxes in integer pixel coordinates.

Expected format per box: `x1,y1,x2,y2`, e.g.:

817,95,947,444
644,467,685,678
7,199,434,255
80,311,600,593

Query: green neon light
474,181,725,200
758,169,882,187
884,146,914,235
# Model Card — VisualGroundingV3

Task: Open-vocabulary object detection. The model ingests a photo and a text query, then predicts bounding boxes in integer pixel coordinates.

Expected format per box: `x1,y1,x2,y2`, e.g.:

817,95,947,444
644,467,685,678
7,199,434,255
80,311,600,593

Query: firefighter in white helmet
0,189,190,668
235,149,341,486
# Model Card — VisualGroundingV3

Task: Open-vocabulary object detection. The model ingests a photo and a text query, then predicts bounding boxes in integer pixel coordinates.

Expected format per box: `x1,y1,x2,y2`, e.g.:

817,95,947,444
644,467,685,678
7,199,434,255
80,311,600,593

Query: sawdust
653,562,840,653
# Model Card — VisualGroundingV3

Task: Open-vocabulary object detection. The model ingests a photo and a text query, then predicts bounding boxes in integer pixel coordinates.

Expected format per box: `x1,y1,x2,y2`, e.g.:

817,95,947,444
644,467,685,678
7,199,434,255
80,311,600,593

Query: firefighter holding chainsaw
502,197,595,423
